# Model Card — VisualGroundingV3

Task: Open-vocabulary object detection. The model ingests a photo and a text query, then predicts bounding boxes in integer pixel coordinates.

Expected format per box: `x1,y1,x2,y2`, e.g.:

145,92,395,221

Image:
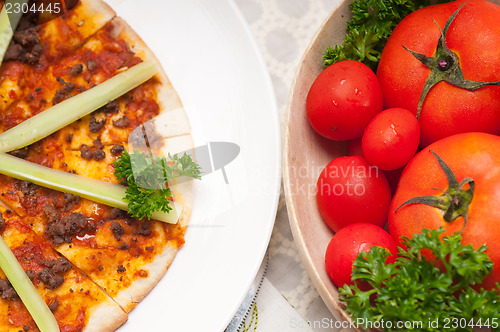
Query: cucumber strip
0,237,60,332
0,152,182,223
0,0,28,67
0,61,157,152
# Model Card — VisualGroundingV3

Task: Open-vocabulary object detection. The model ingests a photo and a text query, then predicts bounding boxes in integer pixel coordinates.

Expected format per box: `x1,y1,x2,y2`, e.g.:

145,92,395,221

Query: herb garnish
323,0,448,70
113,150,201,220
340,228,500,331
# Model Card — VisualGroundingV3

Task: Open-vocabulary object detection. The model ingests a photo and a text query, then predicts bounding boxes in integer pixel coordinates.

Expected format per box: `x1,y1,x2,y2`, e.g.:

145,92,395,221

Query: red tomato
316,156,391,232
377,0,500,147
307,60,383,140
325,223,398,287
347,137,364,157
362,108,420,170
389,132,500,290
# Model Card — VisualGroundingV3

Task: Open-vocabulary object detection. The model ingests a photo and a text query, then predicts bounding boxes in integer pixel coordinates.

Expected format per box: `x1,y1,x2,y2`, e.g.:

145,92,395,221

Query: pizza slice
0,203,128,331
0,0,116,117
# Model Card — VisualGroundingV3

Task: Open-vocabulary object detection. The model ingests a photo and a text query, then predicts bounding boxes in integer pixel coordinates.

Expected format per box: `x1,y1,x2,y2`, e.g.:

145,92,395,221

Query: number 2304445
5,2,61,15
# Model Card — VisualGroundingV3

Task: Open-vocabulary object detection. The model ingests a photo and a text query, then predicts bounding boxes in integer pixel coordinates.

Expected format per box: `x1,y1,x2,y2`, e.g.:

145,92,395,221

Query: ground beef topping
40,257,71,274
69,64,83,77
49,299,59,312
26,270,36,280
43,204,60,223
93,138,103,150
113,115,130,128
110,221,124,241
37,268,64,289
110,144,125,156
51,257,72,274
4,28,42,64
109,208,125,220
52,193,81,211
62,193,81,211
45,212,91,245
0,279,18,300
80,144,93,160
118,242,130,250
117,265,126,273
99,100,120,114
89,116,105,133
52,80,75,105
18,180,38,197
64,213,87,235
137,222,152,237
80,143,105,161
92,149,105,161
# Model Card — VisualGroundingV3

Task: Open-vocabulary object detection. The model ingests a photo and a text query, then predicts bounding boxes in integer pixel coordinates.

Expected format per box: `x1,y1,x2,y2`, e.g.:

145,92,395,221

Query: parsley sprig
113,150,201,220
323,0,448,70
340,229,500,331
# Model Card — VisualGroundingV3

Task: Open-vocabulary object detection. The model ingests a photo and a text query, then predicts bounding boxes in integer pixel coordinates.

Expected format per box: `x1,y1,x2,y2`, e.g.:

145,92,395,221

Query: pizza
0,0,195,331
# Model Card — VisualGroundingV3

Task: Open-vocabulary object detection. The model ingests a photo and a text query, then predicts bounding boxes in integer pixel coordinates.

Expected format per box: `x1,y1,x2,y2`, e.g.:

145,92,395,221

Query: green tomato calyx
395,150,474,228
403,3,500,119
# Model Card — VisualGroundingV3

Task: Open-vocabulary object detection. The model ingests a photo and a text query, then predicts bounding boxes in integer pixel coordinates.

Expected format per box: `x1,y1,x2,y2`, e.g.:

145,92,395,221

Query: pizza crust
38,0,116,59
113,244,179,313
85,300,128,332
107,17,185,117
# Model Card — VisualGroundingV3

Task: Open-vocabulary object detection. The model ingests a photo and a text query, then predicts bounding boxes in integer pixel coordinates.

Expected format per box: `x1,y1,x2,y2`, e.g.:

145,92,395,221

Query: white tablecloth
233,0,342,330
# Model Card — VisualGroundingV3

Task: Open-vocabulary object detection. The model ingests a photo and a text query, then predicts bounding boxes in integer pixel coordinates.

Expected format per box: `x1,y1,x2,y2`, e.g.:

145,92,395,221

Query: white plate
103,0,281,331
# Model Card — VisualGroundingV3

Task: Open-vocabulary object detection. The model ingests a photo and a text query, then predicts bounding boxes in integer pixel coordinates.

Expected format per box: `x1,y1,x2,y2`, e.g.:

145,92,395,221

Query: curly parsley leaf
323,0,448,70
113,150,201,220
339,228,500,331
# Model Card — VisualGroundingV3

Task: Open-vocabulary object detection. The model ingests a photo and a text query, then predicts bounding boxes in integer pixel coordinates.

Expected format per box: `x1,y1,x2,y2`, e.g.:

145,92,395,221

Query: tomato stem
395,150,474,228
403,3,500,119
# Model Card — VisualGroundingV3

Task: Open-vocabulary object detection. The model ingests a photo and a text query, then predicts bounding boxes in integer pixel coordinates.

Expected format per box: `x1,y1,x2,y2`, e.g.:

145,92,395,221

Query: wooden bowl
283,0,500,327
283,0,354,325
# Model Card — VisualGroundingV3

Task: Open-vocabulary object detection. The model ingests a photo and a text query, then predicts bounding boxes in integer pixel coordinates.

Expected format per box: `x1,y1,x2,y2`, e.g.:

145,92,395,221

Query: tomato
325,223,398,288
317,156,391,232
377,0,500,147
307,60,383,140
347,137,363,157
362,108,420,171
389,132,500,290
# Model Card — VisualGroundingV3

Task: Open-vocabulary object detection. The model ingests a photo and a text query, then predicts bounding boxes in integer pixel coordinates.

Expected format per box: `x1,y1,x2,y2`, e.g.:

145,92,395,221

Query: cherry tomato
316,156,391,232
362,108,420,170
306,60,383,140
325,223,398,287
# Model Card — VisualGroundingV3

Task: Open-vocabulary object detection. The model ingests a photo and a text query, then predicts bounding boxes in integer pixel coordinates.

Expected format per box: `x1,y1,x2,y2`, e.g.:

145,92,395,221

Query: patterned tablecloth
233,0,342,330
